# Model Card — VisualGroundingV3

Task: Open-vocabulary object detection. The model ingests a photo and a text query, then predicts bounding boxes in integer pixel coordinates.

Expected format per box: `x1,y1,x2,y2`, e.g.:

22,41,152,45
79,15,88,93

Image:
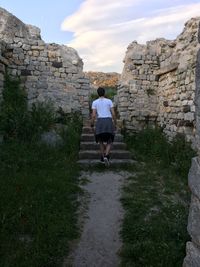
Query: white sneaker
104,156,110,167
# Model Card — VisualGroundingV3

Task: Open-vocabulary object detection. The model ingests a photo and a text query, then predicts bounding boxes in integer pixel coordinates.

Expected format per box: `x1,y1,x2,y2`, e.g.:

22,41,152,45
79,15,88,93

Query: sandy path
66,171,128,267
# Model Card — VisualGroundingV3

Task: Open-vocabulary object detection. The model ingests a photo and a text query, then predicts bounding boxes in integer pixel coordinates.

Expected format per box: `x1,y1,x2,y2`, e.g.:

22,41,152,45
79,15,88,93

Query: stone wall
0,7,90,117
0,41,7,100
183,23,200,267
118,17,200,145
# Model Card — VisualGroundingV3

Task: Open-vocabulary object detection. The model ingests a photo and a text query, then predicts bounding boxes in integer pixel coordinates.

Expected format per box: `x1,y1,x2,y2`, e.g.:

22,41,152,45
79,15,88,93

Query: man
91,87,117,166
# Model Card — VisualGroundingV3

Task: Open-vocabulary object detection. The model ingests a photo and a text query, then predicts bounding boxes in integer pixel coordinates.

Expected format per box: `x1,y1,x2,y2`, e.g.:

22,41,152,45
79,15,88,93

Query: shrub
0,75,28,140
0,75,55,142
29,101,55,139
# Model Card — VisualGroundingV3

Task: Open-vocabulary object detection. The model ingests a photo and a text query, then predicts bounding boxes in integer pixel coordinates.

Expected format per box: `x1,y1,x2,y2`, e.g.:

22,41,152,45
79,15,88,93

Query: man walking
91,87,117,166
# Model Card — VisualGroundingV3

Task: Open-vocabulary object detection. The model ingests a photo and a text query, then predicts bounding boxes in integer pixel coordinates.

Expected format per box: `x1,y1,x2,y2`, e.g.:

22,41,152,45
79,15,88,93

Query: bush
0,75,55,142
29,101,55,139
0,75,28,140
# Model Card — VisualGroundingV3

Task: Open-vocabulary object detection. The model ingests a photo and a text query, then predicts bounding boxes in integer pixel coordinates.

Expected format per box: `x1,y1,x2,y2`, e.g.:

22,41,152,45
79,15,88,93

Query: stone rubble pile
0,7,90,117
118,17,200,146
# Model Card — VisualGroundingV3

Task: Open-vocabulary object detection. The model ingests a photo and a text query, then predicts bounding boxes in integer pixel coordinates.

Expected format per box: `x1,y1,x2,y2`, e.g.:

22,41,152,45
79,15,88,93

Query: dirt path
66,171,129,267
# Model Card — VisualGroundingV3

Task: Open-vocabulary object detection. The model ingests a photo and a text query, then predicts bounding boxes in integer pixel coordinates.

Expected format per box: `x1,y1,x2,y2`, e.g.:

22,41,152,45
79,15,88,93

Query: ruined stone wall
183,23,200,267
118,17,200,145
0,41,7,100
118,41,159,131
0,7,90,117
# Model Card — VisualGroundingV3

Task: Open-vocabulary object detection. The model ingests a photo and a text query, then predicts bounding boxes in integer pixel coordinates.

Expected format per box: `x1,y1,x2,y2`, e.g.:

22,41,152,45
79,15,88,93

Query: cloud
61,1,200,73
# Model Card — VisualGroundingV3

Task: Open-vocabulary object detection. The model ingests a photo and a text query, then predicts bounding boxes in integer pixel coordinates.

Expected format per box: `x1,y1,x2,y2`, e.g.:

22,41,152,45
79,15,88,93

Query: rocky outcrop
85,71,120,93
118,17,200,146
183,22,200,267
0,7,90,117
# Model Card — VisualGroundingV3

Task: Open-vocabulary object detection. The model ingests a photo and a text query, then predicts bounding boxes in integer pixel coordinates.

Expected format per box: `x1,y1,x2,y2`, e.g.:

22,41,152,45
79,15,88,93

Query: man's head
97,87,105,97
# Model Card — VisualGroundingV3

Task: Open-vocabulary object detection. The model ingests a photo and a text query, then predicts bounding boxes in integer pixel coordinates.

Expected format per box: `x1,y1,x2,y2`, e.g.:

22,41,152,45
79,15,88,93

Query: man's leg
99,142,106,159
104,143,112,166
105,143,111,157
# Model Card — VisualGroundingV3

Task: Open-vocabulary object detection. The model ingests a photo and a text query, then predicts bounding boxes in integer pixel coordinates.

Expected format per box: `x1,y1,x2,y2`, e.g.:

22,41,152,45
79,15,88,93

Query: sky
0,0,200,73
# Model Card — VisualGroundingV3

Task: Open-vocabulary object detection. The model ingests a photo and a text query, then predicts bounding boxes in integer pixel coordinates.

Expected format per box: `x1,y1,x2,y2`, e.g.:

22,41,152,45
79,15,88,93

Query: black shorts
95,132,114,144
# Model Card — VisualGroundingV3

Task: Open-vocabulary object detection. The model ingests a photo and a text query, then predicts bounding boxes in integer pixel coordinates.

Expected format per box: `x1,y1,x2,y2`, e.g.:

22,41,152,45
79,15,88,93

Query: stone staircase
78,121,135,166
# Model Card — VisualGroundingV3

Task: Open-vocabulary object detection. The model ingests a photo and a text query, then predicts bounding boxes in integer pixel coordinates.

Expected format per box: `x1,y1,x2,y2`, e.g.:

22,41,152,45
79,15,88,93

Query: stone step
78,120,134,166
79,150,131,160
82,126,95,134
81,133,124,142
80,141,127,150
82,126,121,134
77,159,136,166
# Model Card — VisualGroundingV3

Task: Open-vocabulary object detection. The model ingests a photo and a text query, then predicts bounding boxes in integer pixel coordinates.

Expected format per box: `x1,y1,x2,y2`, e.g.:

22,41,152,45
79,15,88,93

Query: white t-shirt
92,97,113,118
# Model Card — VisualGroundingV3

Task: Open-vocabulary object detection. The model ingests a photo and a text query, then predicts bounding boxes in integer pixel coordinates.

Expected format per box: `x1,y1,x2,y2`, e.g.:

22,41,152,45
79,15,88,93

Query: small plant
146,88,155,96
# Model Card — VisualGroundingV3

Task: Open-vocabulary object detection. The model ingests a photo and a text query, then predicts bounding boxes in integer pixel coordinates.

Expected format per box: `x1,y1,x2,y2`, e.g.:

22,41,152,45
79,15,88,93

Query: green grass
0,75,83,267
0,128,82,267
120,127,196,267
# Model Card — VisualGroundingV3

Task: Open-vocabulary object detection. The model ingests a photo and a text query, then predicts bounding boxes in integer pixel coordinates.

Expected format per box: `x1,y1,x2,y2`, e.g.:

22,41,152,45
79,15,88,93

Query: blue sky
1,0,200,72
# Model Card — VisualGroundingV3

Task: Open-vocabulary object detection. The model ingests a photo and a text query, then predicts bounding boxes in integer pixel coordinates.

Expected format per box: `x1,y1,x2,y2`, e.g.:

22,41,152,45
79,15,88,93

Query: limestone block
31,45,44,50
40,130,63,147
188,157,200,199
38,56,48,62
187,194,200,246
131,54,142,60
184,112,195,121
61,73,67,78
39,51,47,57
32,50,39,57
120,102,129,107
191,105,196,112
22,44,31,50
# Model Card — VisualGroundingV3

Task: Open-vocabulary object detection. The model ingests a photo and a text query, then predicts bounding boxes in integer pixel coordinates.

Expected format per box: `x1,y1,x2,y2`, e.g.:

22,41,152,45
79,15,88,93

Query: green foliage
0,75,83,266
89,86,117,103
169,134,195,177
0,75,28,140
58,112,82,160
121,127,196,266
0,75,55,142
125,127,196,177
29,101,56,138
104,86,117,100
0,140,81,267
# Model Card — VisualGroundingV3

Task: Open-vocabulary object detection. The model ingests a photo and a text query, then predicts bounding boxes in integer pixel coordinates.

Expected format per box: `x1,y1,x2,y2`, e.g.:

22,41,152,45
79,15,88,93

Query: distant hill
85,71,120,89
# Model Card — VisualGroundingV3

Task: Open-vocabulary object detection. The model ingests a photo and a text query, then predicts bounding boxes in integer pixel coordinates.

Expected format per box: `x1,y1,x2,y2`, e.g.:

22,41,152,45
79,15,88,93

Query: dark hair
97,87,105,97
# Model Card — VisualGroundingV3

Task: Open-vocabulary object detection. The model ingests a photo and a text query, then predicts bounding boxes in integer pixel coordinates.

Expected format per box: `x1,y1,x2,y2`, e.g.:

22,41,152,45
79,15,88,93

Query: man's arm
111,107,117,127
91,109,96,127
